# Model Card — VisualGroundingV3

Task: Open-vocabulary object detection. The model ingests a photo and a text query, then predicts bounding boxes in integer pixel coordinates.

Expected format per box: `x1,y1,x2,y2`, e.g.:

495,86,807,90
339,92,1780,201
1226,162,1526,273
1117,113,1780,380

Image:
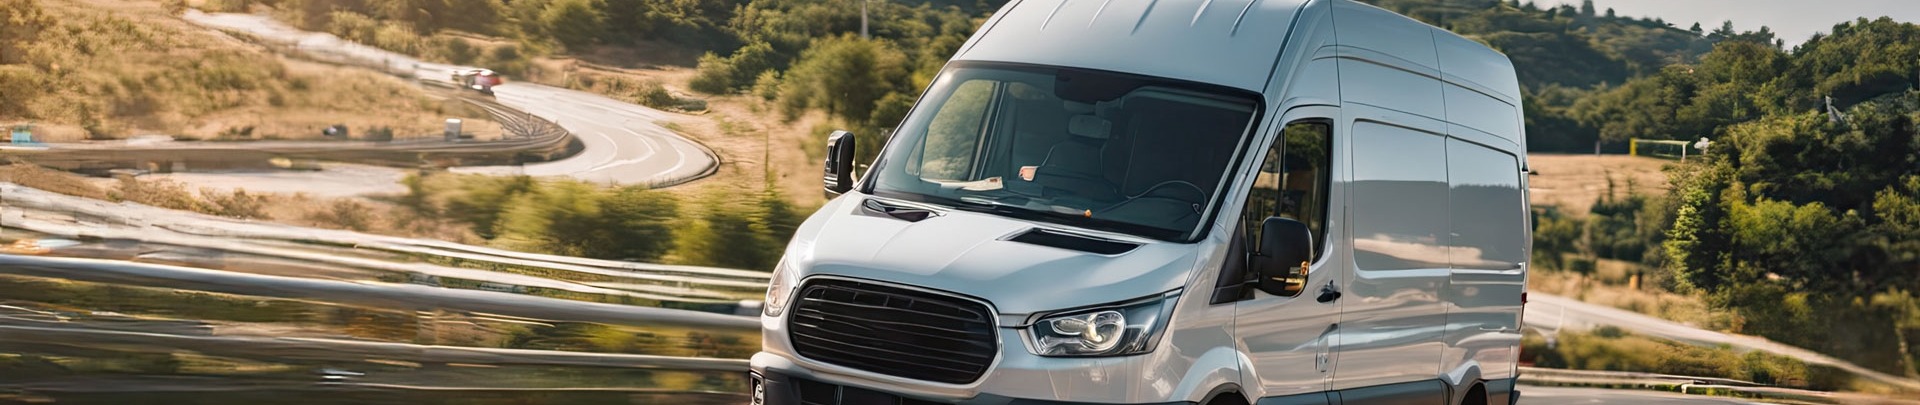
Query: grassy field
0,0,489,142
1526,154,1674,215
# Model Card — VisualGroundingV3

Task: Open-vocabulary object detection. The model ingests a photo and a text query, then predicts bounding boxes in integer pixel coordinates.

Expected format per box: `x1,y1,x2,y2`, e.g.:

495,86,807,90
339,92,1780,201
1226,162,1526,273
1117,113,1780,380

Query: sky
1543,0,1920,46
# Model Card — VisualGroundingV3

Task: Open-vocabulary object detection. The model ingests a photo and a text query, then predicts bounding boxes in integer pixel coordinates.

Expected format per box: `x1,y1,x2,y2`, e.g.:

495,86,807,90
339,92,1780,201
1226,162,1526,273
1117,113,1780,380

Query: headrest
1068,115,1111,139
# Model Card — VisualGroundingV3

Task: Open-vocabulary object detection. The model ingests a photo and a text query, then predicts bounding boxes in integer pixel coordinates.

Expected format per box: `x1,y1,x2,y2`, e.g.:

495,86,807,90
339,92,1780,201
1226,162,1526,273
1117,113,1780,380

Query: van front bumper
749,368,1193,405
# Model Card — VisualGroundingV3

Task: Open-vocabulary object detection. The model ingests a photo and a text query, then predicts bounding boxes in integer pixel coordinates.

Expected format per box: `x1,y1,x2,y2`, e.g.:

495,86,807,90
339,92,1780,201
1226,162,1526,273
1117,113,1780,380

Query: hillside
0,0,474,141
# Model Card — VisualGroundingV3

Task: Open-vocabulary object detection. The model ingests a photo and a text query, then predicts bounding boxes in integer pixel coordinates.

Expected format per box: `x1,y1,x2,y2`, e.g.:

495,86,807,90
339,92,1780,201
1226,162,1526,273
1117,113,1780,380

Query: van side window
1242,120,1333,269
916,80,998,180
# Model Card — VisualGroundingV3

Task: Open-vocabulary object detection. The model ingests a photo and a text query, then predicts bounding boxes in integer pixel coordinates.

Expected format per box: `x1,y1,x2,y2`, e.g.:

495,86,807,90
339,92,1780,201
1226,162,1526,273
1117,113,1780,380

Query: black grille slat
794,298,990,332
801,289,983,322
788,326,991,364
790,319,994,359
787,279,997,384
787,309,990,347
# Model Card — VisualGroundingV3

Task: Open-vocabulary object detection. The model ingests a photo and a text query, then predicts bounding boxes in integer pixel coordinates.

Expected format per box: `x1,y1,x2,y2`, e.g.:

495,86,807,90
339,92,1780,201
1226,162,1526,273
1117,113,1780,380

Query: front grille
787,279,997,384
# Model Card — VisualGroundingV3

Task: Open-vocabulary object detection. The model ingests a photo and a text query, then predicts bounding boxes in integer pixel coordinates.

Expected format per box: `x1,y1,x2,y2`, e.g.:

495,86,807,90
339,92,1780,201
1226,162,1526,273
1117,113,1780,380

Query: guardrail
0,254,758,330
1,184,768,303
1517,367,1862,404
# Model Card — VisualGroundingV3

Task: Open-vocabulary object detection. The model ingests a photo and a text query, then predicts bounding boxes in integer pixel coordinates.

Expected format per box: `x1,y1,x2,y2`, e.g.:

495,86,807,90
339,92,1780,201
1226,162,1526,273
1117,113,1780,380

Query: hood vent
1006,228,1139,255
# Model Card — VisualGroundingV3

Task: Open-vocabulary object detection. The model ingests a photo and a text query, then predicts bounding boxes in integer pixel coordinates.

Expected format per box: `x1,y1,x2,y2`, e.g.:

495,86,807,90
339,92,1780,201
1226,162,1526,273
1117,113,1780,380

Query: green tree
778,34,910,124
541,0,605,49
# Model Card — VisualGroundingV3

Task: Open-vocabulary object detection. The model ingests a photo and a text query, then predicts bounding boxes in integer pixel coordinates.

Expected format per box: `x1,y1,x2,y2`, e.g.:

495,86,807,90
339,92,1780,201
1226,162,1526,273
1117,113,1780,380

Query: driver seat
1033,115,1121,202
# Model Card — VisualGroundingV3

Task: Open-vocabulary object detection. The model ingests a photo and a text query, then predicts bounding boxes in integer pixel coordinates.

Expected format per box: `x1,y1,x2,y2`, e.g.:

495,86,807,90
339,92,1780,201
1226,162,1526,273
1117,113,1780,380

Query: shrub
438,37,478,65
306,199,374,231
688,52,736,94
440,175,537,238
751,70,781,101
109,178,205,212
201,188,271,219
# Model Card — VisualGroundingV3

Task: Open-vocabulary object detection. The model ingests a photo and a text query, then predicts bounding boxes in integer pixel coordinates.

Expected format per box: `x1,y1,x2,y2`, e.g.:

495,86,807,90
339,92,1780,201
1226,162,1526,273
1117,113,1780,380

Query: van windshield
867,62,1262,242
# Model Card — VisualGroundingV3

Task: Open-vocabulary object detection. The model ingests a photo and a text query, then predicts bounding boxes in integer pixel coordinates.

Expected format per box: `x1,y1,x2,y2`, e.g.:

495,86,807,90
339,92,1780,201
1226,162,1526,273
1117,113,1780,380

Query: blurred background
1,0,1919,403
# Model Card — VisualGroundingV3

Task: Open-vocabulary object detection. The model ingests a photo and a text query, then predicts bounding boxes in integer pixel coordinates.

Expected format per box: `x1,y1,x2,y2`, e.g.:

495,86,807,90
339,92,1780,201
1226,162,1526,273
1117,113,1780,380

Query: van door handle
1316,283,1341,303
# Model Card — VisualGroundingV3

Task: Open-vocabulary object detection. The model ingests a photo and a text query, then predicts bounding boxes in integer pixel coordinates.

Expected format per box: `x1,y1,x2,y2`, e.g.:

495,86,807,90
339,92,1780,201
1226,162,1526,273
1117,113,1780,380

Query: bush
441,175,537,238
751,70,782,101
688,52,736,94
437,37,478,65
307,199,374,231
201,188,271,219
670,187,803,270
109,178,205,212
477,44,532,77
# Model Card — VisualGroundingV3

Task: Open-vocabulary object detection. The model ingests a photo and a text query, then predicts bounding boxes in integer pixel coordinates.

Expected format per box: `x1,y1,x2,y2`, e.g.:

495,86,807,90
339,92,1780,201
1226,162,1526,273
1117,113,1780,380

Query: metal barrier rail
1,184,769,294
0,254,759,330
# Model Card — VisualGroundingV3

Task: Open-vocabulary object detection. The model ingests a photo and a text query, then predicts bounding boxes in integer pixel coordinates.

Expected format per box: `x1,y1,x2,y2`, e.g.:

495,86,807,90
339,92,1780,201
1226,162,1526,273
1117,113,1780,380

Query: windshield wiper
862,198,939,222
945,196,1090,223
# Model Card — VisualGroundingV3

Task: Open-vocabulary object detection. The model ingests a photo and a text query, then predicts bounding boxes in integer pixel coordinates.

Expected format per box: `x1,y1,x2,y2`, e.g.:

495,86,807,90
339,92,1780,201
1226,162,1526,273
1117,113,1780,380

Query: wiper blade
948,197,1090,222
862,198,939,222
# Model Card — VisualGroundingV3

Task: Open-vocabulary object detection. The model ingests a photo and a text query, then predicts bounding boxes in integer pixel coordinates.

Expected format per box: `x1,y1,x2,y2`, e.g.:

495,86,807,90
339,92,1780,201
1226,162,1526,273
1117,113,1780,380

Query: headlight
1025,292,1177,357
764,259,800,317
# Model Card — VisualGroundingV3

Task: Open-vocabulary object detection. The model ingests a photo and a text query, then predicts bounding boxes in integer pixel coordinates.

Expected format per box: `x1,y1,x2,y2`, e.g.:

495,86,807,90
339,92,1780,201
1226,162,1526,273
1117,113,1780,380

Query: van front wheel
1459,382,1489,405
1202,391,1249,405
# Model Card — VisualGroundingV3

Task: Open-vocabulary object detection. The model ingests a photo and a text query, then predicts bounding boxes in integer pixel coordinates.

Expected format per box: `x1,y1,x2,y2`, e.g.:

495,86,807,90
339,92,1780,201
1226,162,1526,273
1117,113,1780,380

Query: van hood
783,195,1200,316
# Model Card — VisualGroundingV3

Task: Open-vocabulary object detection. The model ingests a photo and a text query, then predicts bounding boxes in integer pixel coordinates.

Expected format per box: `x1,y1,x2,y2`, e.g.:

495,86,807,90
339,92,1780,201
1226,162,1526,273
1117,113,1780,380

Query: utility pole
861,0,870,39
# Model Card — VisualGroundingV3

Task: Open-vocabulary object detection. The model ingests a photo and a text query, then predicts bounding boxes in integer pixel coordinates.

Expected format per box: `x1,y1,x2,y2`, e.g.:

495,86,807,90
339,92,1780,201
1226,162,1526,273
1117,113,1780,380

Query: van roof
955,0,1311,92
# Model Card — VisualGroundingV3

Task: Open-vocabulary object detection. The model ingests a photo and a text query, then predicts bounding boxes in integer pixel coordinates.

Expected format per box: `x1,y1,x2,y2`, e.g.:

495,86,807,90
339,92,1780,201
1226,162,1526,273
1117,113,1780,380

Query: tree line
1521,16,1920,378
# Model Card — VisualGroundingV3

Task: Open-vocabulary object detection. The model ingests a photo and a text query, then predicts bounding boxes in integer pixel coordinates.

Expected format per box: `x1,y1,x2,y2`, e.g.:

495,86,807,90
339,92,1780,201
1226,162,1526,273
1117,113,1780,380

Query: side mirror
1253,216,1313,297
824,130,857,197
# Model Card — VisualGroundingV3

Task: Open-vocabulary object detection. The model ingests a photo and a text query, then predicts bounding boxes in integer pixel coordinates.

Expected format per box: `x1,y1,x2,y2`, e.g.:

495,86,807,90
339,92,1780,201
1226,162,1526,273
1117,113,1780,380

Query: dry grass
4,163,473,242
0,164,110,199
1527,154,1673,214
3,0,489,142
1531,268,1737,332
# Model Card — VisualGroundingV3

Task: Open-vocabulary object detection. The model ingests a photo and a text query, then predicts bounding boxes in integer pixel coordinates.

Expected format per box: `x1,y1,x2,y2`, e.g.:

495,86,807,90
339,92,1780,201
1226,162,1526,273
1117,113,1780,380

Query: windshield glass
867,62,1262,241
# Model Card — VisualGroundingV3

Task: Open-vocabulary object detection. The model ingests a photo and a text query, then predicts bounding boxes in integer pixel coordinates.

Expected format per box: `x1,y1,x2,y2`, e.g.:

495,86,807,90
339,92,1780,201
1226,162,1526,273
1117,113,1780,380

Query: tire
1459,382,1489,405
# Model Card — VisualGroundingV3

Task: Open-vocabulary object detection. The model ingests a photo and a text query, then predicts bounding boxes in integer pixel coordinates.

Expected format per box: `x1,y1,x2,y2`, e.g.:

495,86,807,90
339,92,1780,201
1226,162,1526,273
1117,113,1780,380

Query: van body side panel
1334,115,1452,393
1256,392,1335,405
1333,379,1448,404
1438,135,1527,386
1234,1,1347,402
1148,272,1247,403
1433,32,1526,153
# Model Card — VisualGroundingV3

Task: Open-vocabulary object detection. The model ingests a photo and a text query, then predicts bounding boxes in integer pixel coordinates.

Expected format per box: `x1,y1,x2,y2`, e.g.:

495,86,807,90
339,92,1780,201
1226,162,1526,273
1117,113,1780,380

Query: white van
752,0,1530,404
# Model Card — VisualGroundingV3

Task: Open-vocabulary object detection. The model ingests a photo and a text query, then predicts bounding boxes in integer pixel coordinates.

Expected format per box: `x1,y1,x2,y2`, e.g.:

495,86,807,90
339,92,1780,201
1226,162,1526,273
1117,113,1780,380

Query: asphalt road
184,11,716,186
1518,387,1770,405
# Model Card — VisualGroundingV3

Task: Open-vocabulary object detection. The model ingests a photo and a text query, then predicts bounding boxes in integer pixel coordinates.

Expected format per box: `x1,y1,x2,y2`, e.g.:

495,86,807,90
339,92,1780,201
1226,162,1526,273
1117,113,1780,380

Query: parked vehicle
753,0,1530,404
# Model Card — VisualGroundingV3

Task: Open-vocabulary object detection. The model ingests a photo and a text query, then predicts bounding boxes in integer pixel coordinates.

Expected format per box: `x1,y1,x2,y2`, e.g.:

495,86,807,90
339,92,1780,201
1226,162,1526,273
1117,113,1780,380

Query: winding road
183,11,716,186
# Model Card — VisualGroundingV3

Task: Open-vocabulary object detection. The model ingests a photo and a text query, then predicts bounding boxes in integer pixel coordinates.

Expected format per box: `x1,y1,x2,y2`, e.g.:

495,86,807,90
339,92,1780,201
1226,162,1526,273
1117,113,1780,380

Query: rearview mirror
1253,216,1313,297
824,130,856,197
